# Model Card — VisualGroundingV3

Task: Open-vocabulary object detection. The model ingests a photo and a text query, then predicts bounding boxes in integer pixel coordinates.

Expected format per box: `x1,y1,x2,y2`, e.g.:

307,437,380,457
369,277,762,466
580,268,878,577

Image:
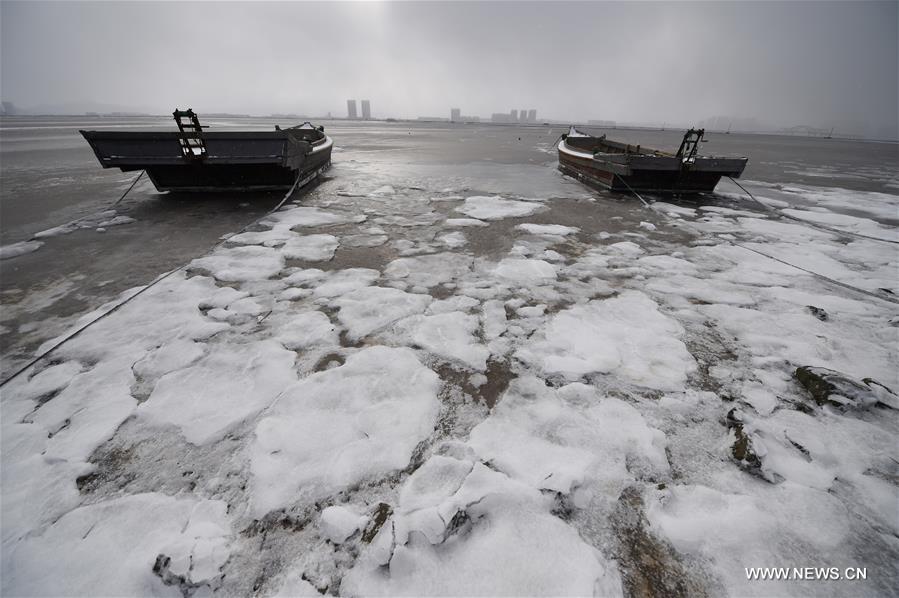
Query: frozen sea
1,116,898,596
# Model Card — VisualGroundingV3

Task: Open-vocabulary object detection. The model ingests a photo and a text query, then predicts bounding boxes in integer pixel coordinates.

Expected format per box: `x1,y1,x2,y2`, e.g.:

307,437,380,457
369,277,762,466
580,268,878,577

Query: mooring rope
112,170,145,206
614,175,899,307
615,175,652,208
726,176,899,245
0,165,320,389
730,241,899,305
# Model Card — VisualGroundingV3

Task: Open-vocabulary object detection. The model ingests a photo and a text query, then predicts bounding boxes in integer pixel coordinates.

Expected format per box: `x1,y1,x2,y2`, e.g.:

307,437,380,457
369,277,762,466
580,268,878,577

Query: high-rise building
361,100,371,120
519,109,528,123
527,109,537,123
511,109,518,121
451,108,461,122
347,99,357,119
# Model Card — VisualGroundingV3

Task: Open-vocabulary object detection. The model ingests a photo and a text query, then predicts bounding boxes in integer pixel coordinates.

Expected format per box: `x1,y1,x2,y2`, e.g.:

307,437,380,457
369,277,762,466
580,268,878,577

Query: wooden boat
80,109,332,192
558,127,747,194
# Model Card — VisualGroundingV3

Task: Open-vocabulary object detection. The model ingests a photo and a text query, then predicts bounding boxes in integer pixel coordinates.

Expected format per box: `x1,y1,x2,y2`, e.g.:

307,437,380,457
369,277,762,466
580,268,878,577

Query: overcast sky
2,1,896,137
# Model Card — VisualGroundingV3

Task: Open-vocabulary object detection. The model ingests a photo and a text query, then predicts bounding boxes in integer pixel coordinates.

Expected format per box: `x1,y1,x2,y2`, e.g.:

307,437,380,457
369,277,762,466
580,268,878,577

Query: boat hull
80,129,332,192
558,135,747,194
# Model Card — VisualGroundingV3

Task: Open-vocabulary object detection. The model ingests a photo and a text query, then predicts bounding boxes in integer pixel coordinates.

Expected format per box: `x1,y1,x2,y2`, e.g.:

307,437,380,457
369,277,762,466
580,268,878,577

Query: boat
558,126,747,194
80,109,332,192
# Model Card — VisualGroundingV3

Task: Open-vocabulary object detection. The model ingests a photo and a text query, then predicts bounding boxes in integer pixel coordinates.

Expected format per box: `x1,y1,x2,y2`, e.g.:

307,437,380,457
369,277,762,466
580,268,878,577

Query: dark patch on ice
403,439,432,475
443,509,473,539
433,359,513,410
338,330,365,349
315,244,396,273
683,322,739,394
244,510,312,538
724,408,764,476
795,366,897,410
544,299,577,314
152,554,210,597
17,384,68,424
76,419,250,502
785,434,812,461
46,417,71,438
612,485,715,598
361,503,393,543
427,284,455,300
313,352,346,372
806,305,829,321
547,490,575,521
129,373,154,404
77,445,136,492
479,360,514,409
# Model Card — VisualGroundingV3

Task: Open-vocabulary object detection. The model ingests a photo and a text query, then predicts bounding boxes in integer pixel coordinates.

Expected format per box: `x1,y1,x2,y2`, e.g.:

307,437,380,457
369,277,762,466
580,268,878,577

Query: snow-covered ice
455,196,545,220
3,148,897,597
250,346,440,515
516,291,696,389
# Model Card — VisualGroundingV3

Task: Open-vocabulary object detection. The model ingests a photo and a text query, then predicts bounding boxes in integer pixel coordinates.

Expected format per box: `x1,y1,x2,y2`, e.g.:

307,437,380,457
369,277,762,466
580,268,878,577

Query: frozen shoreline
2,128,898,596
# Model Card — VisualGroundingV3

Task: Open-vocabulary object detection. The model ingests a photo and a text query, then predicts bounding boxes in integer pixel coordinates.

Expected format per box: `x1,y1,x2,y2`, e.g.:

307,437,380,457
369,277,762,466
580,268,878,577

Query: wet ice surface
2,121,898,597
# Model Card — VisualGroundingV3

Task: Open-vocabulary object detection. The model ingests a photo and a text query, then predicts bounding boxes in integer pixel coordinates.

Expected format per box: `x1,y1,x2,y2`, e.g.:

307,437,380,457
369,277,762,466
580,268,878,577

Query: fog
2,1,896,138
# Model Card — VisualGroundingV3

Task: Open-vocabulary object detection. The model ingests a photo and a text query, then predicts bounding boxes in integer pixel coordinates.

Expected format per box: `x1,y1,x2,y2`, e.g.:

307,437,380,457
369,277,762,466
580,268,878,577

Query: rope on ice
0,165,323,389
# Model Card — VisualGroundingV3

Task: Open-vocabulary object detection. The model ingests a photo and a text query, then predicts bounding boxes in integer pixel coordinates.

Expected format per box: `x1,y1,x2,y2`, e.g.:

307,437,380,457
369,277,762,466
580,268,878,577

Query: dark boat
80,109,333,192
558,127,747,194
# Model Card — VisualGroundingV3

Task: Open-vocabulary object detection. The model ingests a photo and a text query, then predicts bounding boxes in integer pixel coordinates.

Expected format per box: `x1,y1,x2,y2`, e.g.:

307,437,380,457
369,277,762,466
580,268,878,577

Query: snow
280,234,340,261
426,295,480,315
320,506,369,544
781,208,899,242
645,481,856,597
455,196,544,220
400,311,490,370
190,245,284,282
332,287,432,341
0,240,43,260
385,253,473,288
138,340,297,445
309,268,380,298
3,138,897,597
515,223,579,236
490,258,557,285
343,454,621,597
2,493,231,597
352,504,615,596
516,291,697,390
250,346,440,515
444,218,488,227
469,376,669,495
274,310,338,350
437,231,467,248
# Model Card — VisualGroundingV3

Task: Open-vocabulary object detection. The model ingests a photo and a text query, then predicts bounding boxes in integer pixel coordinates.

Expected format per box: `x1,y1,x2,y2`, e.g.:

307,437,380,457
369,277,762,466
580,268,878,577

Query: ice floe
333,286,432,341
455,196,545,220
3,147,897,598
138,340,297,445
517,291,696,389
0,240,43,260
190,245,284,282
250,346,440,515
2,493,232,597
